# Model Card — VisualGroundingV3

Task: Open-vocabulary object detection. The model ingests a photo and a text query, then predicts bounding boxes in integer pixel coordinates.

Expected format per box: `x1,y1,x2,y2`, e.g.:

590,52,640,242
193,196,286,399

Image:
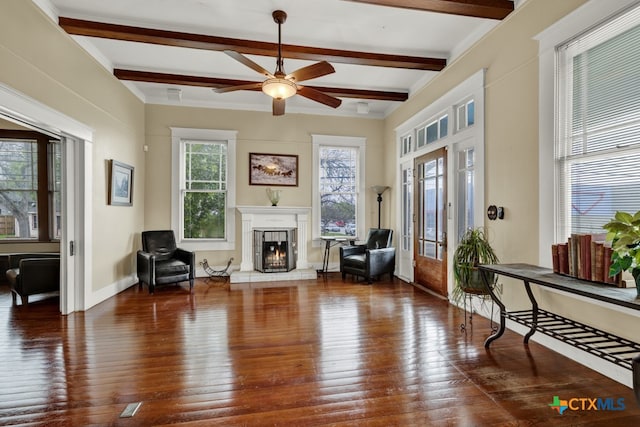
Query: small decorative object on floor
266,188,281,206
200,258,233,283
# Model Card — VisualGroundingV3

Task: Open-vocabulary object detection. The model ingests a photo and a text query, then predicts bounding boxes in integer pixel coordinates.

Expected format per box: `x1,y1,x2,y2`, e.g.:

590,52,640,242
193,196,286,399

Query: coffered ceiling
35,0,516,118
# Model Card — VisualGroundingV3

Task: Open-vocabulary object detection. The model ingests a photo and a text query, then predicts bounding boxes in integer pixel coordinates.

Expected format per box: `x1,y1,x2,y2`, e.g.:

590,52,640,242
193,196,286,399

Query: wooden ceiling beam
342,0,514,20
60,17,446,71
113,69,409,102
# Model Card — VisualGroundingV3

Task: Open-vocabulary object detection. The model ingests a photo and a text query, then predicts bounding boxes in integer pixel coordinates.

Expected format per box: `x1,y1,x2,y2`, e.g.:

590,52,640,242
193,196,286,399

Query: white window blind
556,4,640,239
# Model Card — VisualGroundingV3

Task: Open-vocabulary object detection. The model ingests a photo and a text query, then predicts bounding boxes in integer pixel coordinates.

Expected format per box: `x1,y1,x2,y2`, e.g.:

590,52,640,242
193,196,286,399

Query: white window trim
535,0,638,267
171,127,236,251
311,134,366,244
395,69,486,287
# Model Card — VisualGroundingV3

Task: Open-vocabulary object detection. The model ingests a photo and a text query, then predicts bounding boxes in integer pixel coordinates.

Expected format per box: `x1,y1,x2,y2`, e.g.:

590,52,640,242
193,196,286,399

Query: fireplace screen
254,228,297,272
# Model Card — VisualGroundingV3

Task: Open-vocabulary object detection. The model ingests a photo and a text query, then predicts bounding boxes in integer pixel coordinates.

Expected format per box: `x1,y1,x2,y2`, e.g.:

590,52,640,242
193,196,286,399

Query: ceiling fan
215,10,342,116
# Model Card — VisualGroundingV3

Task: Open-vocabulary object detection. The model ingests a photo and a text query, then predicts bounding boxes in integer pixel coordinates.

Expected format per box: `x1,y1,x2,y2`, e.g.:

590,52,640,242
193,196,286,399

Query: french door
414,147,447,296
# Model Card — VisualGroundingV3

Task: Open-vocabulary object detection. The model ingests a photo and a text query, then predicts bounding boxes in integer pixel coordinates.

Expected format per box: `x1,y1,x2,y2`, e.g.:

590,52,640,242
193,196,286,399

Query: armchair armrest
174,248,196,279
137,250,155,285
366,247,396,277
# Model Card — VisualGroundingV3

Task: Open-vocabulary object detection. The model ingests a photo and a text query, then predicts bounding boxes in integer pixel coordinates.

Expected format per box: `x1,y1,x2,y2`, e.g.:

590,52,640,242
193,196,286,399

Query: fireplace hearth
254,228,296,273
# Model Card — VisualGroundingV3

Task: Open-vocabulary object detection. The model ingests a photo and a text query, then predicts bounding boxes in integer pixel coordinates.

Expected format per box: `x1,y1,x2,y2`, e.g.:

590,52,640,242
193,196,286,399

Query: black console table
478,263,640,404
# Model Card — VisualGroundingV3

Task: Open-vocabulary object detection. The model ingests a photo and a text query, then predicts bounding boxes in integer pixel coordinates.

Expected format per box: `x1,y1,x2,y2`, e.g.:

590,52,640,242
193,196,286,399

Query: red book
590,240,597,281
558,243,569,275
581,234,591,280
552,244,559,273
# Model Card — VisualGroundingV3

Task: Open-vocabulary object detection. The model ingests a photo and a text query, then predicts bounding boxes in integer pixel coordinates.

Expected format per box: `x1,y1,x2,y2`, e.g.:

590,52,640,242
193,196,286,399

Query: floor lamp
371,185,390,229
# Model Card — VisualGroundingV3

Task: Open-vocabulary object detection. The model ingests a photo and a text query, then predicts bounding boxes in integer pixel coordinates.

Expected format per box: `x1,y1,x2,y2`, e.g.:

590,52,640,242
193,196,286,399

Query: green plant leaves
603,210,640,277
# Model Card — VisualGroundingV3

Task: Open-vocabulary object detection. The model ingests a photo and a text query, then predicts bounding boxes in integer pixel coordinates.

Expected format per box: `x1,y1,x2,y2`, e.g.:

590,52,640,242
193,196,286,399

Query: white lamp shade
262,78,297,99
371,185,389,195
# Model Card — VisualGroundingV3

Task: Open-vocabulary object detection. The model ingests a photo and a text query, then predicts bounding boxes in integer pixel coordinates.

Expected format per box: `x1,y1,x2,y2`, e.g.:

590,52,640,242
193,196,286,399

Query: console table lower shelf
477,263,640,405
506,309,640,370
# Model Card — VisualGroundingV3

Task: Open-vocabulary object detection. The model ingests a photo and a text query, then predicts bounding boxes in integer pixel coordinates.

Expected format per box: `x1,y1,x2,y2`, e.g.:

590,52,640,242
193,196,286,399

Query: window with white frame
416,114,449,150
171,128,236,250
182,141,227,239
455,99,475,132
401,134,412,156
555,4,640,239
456,147,475,241
312,135,365,239
401,165,412,251
0,131,61,241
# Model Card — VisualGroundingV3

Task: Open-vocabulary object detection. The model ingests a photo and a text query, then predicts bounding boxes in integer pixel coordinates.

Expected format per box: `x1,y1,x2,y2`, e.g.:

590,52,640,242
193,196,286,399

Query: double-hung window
171,128,236,250
555,5,640,238
183,141,227,238
0,130,60,241
312,135,365,239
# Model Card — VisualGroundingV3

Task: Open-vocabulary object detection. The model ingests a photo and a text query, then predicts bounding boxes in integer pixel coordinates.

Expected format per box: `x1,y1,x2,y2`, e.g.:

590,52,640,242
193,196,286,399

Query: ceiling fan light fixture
262,78,297,100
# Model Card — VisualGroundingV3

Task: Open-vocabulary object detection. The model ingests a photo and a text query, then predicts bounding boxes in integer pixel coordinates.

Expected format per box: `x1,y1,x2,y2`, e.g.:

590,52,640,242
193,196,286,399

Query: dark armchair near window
340,228,395,284
137,230,195,294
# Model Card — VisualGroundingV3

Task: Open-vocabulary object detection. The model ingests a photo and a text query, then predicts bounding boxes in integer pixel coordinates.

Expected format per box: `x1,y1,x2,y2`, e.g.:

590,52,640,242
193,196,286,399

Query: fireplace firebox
253,228,297,272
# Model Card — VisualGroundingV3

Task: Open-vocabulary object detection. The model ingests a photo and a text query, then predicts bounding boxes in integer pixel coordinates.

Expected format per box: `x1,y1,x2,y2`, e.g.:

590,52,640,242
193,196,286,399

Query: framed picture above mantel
249,153,298,187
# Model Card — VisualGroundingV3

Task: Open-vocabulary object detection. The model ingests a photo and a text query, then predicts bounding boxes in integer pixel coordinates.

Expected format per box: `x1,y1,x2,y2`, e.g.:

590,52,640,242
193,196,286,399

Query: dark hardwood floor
1,275,639,426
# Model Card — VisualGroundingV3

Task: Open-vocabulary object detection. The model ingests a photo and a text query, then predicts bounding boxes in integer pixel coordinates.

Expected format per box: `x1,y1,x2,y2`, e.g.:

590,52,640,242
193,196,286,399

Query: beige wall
145,105,385,267
0,1,146,297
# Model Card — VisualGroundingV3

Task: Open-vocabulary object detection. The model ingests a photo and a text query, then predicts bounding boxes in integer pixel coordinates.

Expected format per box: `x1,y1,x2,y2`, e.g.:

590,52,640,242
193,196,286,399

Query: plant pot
632,268,640,298
459,267,495,295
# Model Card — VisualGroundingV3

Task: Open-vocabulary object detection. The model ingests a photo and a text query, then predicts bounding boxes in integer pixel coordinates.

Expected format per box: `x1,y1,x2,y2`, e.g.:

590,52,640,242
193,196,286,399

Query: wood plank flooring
1,275,639,426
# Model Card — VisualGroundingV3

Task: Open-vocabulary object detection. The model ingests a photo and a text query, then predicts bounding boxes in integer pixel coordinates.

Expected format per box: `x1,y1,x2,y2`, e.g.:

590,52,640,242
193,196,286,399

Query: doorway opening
0,83,92,314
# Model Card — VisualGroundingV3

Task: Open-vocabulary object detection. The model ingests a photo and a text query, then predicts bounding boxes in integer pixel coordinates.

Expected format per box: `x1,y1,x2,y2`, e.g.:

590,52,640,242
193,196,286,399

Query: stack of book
551,233,622,286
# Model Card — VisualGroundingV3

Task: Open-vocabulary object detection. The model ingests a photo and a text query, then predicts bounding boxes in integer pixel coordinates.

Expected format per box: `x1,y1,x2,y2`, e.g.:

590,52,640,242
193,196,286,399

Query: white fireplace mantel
232,206,315,284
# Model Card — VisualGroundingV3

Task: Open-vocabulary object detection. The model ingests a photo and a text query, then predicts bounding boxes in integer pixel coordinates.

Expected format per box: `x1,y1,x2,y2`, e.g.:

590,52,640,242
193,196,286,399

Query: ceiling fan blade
286,61,335,83
273,98,285,116
297,86,342,109
214,82,263,93
224,50,274,78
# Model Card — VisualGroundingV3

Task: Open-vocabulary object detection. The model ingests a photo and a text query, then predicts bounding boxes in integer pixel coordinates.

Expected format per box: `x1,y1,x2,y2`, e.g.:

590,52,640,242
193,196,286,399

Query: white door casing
0,83,92,314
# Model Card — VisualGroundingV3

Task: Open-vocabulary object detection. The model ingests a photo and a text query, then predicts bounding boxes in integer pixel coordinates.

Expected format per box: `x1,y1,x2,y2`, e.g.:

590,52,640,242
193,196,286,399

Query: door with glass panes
414,147,447,296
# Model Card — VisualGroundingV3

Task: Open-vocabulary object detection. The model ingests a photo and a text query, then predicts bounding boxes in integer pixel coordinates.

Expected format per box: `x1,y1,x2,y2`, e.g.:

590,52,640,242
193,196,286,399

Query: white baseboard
86,273,137,309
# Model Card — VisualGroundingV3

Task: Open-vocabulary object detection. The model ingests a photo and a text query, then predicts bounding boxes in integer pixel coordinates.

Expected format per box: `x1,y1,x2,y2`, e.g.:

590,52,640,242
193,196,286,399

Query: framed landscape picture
249,153,298,186
108,159,134,206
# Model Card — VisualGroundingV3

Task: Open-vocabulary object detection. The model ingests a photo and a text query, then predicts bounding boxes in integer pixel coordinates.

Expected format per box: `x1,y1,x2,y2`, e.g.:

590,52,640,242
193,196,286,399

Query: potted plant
603,210,640,296
452,227,500,305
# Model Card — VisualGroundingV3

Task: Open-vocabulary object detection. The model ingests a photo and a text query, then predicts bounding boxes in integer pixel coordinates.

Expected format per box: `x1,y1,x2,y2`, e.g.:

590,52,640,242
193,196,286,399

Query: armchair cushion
155,259,190,277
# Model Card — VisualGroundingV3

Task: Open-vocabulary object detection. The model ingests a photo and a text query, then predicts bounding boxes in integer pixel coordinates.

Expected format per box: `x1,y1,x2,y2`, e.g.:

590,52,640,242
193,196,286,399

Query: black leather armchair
5,253,60,305
137,230,195,294
340,228,395,284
